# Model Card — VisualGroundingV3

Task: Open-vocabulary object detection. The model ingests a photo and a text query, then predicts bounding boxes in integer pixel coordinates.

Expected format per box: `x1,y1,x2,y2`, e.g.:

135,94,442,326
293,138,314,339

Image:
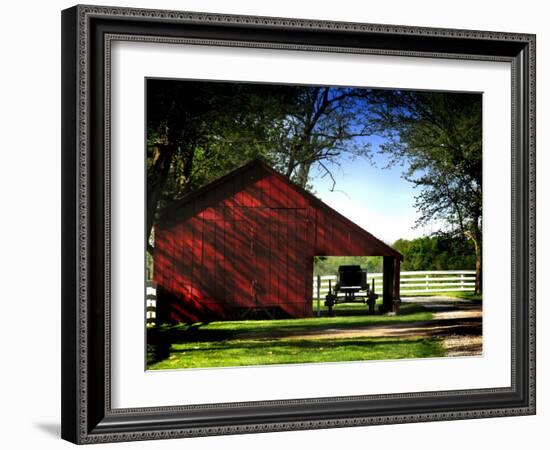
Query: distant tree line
392,235,476,271
313,235,475,277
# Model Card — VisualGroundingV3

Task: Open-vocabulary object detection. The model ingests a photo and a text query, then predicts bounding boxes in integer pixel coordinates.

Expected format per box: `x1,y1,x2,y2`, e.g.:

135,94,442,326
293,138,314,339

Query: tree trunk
466,224,482,295
474,234,482,295
146,144,175,255
295,161,312,188
285,153,296,178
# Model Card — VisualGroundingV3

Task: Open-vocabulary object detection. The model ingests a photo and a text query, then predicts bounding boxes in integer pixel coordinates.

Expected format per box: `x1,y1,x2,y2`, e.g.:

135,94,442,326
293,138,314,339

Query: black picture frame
61,4,536,444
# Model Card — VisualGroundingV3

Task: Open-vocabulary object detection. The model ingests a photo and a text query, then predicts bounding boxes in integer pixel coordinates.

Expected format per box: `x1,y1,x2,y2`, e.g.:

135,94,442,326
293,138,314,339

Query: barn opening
313,256,393,315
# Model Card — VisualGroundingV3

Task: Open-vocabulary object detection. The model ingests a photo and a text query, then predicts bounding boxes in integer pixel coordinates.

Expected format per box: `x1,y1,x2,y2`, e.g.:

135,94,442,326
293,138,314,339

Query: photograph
145,79,483,370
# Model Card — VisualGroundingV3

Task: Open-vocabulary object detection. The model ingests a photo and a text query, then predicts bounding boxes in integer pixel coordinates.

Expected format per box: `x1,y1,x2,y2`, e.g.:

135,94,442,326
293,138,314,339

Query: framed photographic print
61,4,536,444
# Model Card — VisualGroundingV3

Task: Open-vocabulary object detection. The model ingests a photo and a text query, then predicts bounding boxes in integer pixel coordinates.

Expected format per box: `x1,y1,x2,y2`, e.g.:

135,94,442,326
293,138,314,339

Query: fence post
316,275,321,317
425,273,429,292
460,273,465,290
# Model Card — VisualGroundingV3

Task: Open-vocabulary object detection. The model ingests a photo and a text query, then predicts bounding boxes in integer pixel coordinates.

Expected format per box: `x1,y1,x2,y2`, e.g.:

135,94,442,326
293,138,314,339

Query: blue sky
308,136,440,244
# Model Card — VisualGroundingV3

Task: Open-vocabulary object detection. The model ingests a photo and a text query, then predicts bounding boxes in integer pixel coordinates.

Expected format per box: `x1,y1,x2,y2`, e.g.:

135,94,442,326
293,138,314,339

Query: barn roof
159,159,402,260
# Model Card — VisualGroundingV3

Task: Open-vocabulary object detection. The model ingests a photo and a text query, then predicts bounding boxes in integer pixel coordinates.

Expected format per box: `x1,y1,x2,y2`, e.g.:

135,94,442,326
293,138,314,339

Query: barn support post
382,256,396,313
393,258,401,314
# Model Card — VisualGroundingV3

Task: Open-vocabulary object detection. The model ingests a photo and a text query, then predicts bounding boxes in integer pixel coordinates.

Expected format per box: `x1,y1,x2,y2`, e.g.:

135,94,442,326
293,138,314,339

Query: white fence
146,271,475,324
146,281,157,326
312,270,476,298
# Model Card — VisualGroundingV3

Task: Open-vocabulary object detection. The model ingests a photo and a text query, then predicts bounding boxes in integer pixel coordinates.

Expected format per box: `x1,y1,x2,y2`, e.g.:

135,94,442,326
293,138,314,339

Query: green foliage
312,234,476,275
370,91,482,233
313,256,382,276
392,235,476,271
147,80,296,208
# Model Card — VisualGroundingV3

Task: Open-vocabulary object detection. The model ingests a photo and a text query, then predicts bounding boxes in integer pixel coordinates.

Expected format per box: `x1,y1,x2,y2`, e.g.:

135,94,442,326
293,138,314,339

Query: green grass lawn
147,302,445,370
149,336,444,370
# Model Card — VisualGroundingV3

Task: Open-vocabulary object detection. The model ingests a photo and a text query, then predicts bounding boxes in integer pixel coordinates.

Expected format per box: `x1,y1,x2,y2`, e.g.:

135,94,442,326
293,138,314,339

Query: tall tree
368,91,483,294
273,87,373,190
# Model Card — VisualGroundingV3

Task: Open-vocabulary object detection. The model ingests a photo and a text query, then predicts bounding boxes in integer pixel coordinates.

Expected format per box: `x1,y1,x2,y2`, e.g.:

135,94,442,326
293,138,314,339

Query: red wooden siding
154,160,401,323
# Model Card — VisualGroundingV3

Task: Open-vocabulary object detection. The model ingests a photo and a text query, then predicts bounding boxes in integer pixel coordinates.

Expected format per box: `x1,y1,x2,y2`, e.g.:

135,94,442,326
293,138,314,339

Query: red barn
153,159,402,323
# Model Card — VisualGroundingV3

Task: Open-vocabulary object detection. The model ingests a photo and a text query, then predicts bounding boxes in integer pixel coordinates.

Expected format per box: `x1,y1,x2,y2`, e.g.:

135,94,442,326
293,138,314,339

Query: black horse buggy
324,265,378,315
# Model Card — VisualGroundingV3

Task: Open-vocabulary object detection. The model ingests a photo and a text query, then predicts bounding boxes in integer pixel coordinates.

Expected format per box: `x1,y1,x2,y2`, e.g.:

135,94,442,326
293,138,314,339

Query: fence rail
313,270,476,297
